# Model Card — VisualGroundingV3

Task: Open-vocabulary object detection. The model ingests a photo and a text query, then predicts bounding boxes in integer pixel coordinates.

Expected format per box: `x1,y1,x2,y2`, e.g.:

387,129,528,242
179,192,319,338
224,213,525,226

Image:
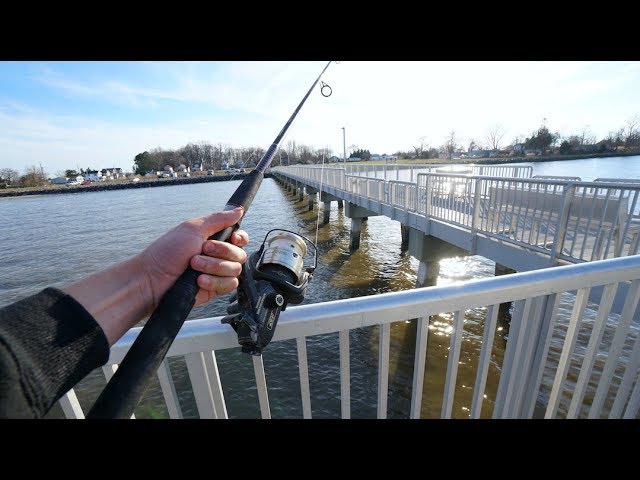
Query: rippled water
2,156,639,419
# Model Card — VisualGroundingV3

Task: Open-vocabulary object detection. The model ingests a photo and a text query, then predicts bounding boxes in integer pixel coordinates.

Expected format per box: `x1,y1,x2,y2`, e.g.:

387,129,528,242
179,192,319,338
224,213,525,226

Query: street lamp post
342,126,346,163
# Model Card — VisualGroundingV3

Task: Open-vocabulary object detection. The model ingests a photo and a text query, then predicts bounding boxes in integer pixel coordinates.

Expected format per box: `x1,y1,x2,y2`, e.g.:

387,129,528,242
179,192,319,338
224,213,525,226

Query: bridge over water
272,164,640,314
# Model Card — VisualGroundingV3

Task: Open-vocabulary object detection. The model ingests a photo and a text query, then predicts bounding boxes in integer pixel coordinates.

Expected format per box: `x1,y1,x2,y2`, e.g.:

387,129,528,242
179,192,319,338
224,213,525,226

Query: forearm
63,254,153,346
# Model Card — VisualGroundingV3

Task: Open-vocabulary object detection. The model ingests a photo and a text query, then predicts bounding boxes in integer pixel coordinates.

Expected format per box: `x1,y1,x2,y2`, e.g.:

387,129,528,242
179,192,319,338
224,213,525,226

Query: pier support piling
408,228,467,288
345,202,379,251
306,186,318,211
350,217,363,250
400,225,410,252
320,192,339,225
495,263,516,321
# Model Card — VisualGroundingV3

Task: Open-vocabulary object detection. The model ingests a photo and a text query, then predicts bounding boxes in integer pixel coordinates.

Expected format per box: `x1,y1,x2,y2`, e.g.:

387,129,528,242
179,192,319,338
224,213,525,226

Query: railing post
425,175,432,217
157,359,183,419
410,316,429,419
471,177,483,233
550,184,576,265
59,390,85,419
339,330,351,419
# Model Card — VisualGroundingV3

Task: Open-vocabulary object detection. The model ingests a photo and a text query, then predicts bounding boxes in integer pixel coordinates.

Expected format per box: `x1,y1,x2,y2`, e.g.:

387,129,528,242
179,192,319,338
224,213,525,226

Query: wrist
63,255,152,346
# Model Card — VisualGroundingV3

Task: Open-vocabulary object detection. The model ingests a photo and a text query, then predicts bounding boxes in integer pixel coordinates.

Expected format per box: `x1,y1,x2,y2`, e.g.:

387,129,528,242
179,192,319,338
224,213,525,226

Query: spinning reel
221,229,317,355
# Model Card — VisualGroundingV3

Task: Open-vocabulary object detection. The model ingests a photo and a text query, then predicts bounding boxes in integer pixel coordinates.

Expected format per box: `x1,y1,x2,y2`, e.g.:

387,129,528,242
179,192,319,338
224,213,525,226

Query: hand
64,207,249,346
139,207,249,313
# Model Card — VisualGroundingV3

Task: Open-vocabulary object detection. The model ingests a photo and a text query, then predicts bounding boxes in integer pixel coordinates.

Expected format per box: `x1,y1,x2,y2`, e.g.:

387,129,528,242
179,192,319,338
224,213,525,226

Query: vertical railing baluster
296,336,312,419
252,355,271,419
522,293,560,418
589,279,640,418
157,358,183,419
184,352,216,419
567,283,618,418
377,323,391,419
339,330,351,419
59,390,84,419
493,300,524,418
203,350,228,419
410,316,430,419
609,332,640,418
470,304,499,418
545,288,590,418
441,310,465,419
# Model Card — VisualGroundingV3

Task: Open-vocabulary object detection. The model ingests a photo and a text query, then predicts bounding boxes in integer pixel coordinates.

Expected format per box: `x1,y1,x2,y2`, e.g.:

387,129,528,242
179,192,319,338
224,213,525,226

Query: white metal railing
276,167,640,265
533,174,582,181
60,254,640,419
330,163,532,183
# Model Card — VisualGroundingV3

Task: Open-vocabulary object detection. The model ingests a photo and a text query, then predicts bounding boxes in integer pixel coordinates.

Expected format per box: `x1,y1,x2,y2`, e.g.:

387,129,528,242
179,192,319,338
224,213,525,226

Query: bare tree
314,146,332,163
566,135,582,148
445,131,458,159
284,140,299,164
200,141,214,169
413,136,428,159
579,125,596,146
622,114,640,148
486,124,506,151
0,168,20,184
180,142,202,168
467,138,479,153
605,131,622,151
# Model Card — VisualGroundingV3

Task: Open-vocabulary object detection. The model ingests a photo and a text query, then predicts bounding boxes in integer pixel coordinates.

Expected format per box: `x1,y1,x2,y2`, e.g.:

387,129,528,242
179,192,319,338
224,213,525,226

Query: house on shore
101,168,124,180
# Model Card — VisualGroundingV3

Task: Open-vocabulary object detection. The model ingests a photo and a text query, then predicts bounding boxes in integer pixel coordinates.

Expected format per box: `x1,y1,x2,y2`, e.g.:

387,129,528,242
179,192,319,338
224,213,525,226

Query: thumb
199,207,245,238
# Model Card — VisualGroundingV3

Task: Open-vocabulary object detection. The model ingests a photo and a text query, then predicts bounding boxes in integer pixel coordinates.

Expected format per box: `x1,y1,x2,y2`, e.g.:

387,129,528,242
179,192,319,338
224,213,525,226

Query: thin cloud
2,61,639,173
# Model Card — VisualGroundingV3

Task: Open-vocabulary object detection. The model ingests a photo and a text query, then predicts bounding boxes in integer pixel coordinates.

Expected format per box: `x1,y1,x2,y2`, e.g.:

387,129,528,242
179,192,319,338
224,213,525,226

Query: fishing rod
87,61,334,419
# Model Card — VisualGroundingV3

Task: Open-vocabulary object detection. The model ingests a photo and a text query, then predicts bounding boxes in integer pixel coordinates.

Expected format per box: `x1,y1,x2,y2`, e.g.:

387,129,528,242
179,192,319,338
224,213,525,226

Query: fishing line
315,152,326,246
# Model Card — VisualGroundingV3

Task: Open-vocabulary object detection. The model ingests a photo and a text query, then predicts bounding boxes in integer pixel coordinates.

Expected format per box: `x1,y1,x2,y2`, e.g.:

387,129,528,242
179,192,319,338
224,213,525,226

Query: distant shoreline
0,172,255,198
346,151,640,166
2,151,639,198
455,151,640,165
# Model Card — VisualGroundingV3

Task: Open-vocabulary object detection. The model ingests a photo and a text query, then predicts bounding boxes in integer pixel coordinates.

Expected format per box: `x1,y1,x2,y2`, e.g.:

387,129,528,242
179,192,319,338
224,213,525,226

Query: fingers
190,236,247,305
197,274,239,296
230,229,249,248
191,254,242,305
194,275,239,305
197,207,244,238
189,209,250,307
191,255,243,277
202,238,247,264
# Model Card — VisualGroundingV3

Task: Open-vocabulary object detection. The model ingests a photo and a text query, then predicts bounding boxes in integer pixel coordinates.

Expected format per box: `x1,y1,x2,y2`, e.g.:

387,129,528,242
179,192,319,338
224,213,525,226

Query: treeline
3,115,640,189
133,140,334,174
394,115,640,160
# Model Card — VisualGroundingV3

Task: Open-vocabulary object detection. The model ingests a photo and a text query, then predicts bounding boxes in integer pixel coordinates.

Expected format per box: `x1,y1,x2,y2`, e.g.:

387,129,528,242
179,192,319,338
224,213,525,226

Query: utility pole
342,126,346,163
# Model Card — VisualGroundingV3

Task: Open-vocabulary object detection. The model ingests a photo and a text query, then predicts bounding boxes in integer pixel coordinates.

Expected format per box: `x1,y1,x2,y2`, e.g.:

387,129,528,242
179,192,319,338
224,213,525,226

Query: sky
1,60,639,176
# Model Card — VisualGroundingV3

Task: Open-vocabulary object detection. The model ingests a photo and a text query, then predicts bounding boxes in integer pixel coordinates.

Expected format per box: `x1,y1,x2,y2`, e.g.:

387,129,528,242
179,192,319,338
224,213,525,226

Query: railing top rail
344,174,386,181
594,178,640,184
107,254,640,365
388,179,419,187
413,172,640,190
532,175,582,181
